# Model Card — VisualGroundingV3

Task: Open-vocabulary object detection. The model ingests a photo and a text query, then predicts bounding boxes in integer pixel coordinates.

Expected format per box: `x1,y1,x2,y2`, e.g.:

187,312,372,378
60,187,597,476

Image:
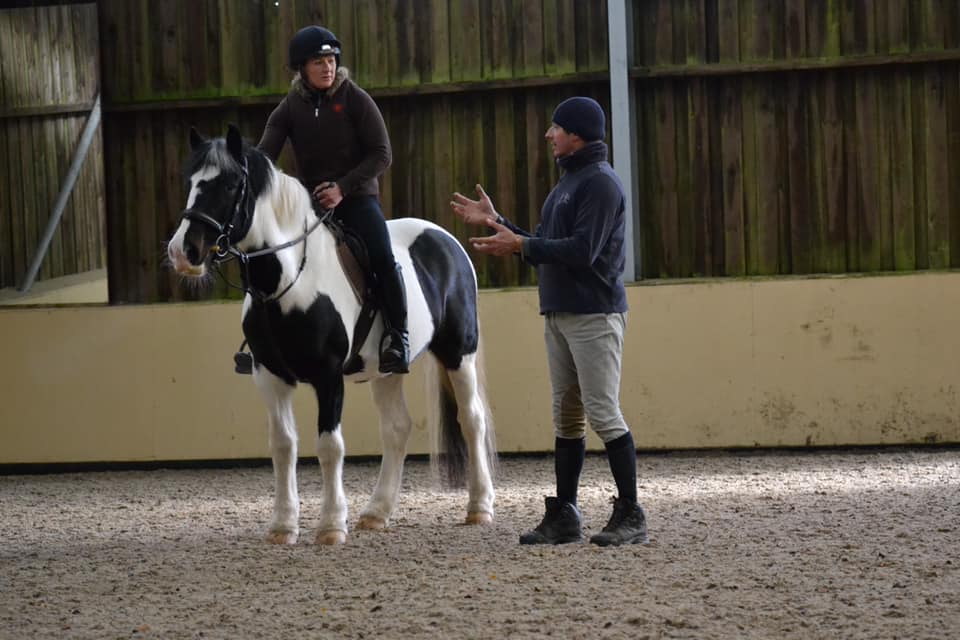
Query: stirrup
379,329,409,374
234,339,253,375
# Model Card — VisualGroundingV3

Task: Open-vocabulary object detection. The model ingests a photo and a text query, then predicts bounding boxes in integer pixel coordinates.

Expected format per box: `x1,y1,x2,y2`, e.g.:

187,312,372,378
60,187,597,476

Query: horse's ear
226,124,244,162
189,127,205,150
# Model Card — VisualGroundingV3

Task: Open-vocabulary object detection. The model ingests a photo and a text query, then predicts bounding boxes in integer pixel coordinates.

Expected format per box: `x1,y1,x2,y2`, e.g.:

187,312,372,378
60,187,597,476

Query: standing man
451,96,648,546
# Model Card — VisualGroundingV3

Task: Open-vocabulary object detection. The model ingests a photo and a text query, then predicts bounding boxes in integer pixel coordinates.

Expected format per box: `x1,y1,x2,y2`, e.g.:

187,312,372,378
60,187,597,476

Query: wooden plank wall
98,1,960,301
0,4,105,289
634,0,960,277
99,0,609,302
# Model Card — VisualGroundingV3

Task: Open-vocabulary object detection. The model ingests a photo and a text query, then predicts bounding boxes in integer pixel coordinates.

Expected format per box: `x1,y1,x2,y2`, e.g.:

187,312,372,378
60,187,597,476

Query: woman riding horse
258,25,409,374
167,124,496,544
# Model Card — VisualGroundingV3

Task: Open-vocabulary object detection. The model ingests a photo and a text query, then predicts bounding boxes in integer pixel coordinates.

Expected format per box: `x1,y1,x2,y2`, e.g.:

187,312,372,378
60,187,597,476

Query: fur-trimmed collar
292,66,350,100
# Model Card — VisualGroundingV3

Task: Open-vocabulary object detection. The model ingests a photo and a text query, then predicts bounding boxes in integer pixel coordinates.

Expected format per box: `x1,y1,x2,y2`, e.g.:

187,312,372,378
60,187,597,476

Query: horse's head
167,124,262,278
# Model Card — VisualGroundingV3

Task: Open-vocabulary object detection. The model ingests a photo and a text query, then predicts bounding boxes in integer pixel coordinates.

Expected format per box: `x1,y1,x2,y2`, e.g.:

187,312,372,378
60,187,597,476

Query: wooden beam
100,72,610,113
631,49,960,78
0,102,96,120
103,95,281,113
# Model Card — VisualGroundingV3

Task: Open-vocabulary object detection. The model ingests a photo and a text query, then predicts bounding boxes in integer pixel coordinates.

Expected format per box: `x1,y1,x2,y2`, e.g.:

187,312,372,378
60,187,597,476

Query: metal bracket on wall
18,93,102,293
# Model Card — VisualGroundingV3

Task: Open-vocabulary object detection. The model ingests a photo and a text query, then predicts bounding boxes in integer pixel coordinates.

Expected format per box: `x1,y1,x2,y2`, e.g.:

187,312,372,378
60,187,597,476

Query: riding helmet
288,25,342,70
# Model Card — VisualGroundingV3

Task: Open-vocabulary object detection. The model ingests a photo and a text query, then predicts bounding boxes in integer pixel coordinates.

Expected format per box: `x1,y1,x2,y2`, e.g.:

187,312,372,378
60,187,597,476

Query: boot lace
602,496,630,532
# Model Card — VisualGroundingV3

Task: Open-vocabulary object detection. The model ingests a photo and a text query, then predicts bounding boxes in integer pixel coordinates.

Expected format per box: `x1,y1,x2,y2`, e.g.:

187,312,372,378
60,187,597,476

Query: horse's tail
425,334,498,489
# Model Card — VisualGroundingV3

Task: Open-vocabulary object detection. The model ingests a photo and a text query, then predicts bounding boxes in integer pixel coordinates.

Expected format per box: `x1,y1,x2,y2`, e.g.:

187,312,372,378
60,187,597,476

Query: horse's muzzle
167,220,207,277
168,243,206,277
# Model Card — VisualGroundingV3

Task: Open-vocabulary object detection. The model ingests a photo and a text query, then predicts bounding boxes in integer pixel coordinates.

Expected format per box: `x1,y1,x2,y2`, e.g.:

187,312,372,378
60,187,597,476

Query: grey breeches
544,312,630,442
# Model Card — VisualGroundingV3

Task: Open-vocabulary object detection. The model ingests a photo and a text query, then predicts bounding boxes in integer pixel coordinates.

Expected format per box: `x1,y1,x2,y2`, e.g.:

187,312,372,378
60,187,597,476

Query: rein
182,157,331,304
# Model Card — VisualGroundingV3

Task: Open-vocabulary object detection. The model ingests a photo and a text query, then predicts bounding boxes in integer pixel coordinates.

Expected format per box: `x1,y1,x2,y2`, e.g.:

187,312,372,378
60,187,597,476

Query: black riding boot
379,262,409,374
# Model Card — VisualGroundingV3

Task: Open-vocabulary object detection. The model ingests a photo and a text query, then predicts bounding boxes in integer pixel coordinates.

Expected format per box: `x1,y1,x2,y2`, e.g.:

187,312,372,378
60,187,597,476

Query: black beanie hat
551,96,605,142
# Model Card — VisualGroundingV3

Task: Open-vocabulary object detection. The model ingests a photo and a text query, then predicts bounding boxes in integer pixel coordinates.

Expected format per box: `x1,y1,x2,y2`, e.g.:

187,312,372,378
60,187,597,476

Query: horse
166,124,496,545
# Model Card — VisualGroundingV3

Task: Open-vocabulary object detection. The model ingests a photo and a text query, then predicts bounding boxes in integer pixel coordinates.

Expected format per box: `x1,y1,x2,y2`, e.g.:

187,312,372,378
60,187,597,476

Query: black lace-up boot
519,497,583,545
589,497,649,546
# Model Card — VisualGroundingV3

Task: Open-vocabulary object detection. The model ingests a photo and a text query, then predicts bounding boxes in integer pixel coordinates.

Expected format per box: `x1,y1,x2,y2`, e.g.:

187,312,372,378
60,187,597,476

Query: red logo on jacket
332,103,345,114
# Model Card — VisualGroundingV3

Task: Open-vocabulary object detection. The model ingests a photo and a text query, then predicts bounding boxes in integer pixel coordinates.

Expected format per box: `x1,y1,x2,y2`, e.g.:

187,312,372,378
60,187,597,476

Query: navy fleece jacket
501,141,628,315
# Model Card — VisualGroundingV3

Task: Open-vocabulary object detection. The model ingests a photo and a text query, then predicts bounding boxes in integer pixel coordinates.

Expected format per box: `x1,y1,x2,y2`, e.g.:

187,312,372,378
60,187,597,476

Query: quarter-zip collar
557,141,608,173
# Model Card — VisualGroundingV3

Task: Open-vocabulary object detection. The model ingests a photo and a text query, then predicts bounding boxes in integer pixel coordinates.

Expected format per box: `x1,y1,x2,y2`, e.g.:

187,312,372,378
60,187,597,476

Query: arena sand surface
1,448,958,639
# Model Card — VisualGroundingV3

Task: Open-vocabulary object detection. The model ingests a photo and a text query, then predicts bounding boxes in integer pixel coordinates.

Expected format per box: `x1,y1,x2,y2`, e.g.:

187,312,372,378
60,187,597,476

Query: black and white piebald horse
166,125,496,545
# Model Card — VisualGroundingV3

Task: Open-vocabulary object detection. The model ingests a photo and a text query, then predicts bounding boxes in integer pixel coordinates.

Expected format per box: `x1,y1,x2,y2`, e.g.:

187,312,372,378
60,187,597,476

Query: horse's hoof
465,511,494,525
266,531,298,545
357,515,387,530
315,529,347,545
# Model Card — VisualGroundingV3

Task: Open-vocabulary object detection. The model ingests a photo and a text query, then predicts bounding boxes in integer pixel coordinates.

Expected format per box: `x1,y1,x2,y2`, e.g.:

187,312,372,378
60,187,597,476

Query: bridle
180,156,330,303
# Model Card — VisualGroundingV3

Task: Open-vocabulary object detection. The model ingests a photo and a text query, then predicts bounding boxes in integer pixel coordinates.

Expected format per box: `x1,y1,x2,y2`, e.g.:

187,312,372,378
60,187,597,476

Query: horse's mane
182,137,275,203
269,170,313,226
183,135,315,229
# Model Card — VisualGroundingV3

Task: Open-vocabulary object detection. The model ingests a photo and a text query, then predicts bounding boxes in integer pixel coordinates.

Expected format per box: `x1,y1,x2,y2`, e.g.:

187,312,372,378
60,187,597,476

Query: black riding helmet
288,25,341,70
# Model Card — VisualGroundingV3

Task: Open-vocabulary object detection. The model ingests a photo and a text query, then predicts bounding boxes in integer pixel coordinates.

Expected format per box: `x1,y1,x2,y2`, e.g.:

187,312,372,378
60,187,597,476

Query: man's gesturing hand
451,184,499,226
469,218,522,257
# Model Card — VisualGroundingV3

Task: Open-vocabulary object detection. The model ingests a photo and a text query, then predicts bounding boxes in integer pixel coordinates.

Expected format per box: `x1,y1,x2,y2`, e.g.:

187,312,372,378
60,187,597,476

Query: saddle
233,211,381,376
326,216,380,375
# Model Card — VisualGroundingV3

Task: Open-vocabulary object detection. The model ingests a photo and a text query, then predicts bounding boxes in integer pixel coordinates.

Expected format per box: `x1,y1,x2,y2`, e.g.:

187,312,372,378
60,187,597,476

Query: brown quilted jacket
257,68,391,197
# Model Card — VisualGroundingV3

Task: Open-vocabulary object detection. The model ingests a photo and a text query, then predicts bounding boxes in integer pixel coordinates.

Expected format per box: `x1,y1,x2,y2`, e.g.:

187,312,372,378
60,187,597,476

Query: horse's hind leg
253,368,300,545
358,374,413,529
447,355,496,523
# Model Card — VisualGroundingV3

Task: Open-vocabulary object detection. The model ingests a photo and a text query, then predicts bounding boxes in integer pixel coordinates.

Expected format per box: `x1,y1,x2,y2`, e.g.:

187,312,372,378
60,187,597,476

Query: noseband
180,156,329,303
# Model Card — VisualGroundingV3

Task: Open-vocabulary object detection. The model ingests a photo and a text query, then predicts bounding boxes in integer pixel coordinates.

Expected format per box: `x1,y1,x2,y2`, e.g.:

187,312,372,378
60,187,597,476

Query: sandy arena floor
1,448,958,639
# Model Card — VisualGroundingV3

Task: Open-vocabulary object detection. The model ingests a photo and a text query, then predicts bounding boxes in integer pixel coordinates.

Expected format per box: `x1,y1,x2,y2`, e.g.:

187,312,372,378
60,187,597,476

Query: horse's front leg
253,368,300,545
358,375,413,529
312,372,348,545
